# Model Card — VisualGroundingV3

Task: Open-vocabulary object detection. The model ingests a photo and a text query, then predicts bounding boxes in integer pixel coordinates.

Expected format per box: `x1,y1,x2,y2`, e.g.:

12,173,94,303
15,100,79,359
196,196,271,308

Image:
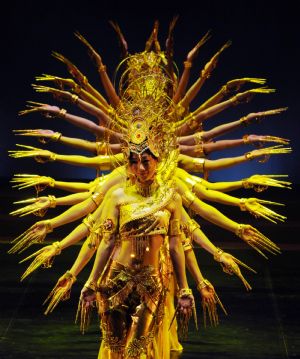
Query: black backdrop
1,0,299,183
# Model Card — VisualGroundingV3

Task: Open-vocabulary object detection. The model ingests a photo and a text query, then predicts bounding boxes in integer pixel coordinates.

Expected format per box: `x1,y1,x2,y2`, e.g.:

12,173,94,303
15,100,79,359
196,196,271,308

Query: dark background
0,1,300,358
0,0,299,183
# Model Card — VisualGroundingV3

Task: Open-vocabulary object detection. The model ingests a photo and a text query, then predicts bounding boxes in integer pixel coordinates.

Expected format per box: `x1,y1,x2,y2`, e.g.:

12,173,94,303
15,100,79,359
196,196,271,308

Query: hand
9,144,55,163
197,279,227,327
175,288,196,338
10,174,54,191
8,220,52,254
74,32,103,68
225,78,266,93
186,31,211,62
19,102,60,117
13,129,61,144
10,196,51,217
236,224,281,258
19,243,59,281
201,41,231,79
244,174,291,191
242,107,288,125
44,270,77,314
35,74,79,92
241,198,286,223
246,145,292,162
232,87,275,105
76,285,96,334
246,134,290,146
216,251,256,291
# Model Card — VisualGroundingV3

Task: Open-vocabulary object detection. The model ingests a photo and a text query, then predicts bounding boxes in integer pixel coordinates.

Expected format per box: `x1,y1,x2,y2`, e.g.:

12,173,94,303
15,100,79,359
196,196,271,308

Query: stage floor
1,181,299,359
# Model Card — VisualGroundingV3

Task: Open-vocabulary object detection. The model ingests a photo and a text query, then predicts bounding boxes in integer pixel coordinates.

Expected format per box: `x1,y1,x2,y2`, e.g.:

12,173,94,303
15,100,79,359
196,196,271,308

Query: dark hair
129,149,158,162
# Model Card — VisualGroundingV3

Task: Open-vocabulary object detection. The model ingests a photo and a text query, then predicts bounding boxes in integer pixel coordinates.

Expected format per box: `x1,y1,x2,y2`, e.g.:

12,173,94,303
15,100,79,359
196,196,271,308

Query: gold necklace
134,179,159,197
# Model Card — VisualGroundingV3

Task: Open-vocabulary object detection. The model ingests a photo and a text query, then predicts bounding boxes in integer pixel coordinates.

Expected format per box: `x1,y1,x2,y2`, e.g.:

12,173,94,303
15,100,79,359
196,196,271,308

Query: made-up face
129,151,158,184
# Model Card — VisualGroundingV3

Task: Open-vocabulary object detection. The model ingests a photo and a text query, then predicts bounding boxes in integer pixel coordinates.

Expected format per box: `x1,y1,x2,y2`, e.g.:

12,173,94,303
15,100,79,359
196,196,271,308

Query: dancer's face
129,151,158,184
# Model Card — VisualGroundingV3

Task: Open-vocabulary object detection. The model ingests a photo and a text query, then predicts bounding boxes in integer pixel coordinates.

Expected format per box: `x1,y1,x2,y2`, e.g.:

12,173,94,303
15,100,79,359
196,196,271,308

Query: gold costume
8,18,292,359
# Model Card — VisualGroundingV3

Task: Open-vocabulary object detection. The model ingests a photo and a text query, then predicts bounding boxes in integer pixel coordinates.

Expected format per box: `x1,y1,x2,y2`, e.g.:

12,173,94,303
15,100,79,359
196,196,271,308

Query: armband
192,158,205,173
181,190,196,209
82,214,96,232
91,191,104,207
194,131,204,145
186,113,198,130
71,94,79,104
169,219,182,236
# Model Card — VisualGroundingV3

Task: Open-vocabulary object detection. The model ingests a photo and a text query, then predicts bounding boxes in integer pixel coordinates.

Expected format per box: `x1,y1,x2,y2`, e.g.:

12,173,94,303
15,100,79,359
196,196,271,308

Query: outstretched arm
177,146,291,173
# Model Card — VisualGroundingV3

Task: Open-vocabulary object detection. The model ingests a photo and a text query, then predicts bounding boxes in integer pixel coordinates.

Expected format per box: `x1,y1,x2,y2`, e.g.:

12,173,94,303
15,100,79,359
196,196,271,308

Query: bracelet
45,220,53,233
48,195,57,208
194,131,203,145
65,270,77,283
184,60,192,68
71,94,79,104
49,177,55,187
49,152,57,161
91,191,104,207
213,247,224,262
243,134,250,144
84,280,97,292
245,151,254,161
239,198,247,211
58,109,67,118
235,224,246,238
240,116,250,126
196,278,211,291
98,64,106,72
242,179,253,189
52,241,62,255
51,132,62,142
177,288,193,298
194,143,205,157
182,190,196,209
186,113,198,130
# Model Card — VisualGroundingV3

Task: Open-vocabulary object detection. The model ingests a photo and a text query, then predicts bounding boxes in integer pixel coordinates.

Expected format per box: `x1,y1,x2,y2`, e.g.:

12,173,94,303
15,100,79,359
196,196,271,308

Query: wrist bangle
52,241,61,255
242,179,253,189
51,132,62,142
239,198,247,211
245,151,254,161
45,220,53,233
49,153,57,161
58,109,67,118
98,64,106,72
84,280,97,292
177,288,193,298
184,60,192,68
71,94,79,104
213,247,224,262
243,134,250,144
48,195,57,208
65,270,77,283
197,279,210,291
235,224,245,238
